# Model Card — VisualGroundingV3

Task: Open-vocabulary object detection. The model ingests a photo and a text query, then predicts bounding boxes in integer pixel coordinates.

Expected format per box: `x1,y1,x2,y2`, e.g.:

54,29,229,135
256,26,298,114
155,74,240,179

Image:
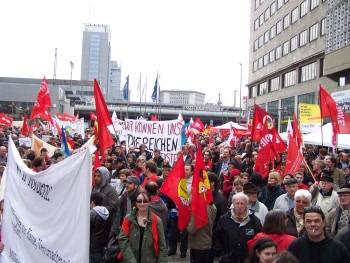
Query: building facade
247,0,350,133
160,90,205,105
80,24,112,98
108,60,122,101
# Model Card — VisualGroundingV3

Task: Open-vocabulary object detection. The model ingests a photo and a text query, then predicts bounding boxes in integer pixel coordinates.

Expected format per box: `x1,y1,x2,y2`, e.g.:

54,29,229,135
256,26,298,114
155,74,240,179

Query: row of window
253,19,325,72
249,61,318,98
254,0,324,32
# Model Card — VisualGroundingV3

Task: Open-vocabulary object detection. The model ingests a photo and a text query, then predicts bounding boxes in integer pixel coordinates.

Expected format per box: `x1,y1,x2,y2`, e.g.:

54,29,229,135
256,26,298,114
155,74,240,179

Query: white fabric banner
51,117,85,139
108,111,126,142
124,118,182,165
1,138,91,263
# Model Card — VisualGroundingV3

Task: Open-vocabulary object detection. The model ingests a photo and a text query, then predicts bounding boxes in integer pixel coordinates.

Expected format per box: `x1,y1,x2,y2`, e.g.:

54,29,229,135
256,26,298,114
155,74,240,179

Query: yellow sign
299,104,321,123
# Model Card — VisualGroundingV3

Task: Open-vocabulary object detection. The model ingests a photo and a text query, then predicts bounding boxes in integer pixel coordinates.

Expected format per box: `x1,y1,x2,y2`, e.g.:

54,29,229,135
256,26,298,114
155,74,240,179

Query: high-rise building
81,24,111,98
109,60,122,100
247,0,350,133
160,90,205,104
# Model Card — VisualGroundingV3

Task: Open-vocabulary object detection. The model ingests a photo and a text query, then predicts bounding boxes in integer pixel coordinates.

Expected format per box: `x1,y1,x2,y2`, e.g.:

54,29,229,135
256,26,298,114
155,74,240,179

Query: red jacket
247,232,296,252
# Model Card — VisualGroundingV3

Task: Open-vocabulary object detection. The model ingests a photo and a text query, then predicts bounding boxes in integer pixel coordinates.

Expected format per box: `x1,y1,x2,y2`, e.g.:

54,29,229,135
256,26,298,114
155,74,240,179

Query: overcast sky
0,0,251,106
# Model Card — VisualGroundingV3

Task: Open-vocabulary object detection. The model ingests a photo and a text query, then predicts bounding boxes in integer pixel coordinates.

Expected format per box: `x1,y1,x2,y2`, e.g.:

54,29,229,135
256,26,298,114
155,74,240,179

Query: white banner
1,138,91,263
108,111,126,142
52,117,85,139
125,118,183,165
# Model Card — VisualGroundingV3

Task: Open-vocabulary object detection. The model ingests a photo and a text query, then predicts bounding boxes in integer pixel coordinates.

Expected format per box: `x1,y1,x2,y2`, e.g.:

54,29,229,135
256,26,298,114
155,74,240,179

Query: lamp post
239,63,243,124
279,106,288,133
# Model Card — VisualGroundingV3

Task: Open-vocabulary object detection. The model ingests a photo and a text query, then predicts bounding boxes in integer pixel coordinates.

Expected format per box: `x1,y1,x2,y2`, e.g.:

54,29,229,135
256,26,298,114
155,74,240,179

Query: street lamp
239,63,243,124
279,106,288,133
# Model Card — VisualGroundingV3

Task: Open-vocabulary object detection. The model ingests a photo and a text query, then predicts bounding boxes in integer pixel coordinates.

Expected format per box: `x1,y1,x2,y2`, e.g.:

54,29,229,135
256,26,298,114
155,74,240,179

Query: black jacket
288,232,350,263
258,184,285,211
213,210,262,263
90,207,111,253
285,208,306,238
212,189,228,233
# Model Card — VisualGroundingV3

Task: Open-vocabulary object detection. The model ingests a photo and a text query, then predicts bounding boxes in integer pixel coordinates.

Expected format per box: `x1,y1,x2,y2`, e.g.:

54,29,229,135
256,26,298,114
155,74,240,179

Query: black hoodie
288,232,350,263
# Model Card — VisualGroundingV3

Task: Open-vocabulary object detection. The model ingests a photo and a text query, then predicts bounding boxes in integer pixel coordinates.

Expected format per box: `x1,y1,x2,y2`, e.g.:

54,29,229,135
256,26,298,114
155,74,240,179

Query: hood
302,231,333,244
149,197,168,213
93,206,109,220
96,166,110,188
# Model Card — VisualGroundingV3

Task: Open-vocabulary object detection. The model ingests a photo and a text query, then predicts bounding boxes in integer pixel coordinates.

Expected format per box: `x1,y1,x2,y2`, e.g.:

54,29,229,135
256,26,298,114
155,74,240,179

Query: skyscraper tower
81,24,111,97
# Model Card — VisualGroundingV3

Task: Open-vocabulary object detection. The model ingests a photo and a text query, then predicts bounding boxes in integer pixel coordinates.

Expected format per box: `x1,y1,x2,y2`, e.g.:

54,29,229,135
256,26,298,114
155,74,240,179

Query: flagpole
139,72,142,116
158,73,161,120
319,85,324,148
144,76,147,117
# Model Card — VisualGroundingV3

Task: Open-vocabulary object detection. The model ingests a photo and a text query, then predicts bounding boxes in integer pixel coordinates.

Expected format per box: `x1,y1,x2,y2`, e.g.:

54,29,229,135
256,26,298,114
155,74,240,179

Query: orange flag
93,79,114,162
191,146,213,229
160,156,190,231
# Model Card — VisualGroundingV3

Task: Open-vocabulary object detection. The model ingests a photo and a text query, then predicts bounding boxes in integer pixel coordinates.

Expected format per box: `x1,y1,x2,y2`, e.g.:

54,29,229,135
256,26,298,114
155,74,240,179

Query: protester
213,192,262,263
248,209,296,252
118,190,167,262
141,161,159,188
244,182,268,225
258,172,285,210
132,157,145,178
288,205,350,263
295,172,309,190
115,169,130,196
286,189,312,237
326,185,350,236
89,192,111,263
326,157,345,187
273,178,298,212
32,156,48,172
246,237,277,263
269,251,299,263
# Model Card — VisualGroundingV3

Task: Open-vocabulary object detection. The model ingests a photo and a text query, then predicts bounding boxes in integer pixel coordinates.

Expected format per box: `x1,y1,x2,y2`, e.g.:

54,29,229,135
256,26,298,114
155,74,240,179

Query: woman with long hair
245,237,277,263
258,172,285,210
247,209,296,252
118,190,167,263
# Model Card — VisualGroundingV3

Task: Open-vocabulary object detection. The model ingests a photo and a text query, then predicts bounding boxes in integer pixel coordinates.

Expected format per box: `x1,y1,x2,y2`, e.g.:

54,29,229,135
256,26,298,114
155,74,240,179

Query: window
270,1,276,16
309,23,318,42
276,46,282,60
300,62,317,82
270,25,275,39
310,0,319,10
250,86,257,98
269,49,275,63
263,54,269,66
283,14,290,29
300,1,308,17
254,19,259,31
264,31,269,43
259,35,264,47
255,0,260,9
254,39,259,51
253,61,258,72
260,14,264,26
290,35,298,51
258,57,263,69
277,0,283,10
283,41,289,56
299,30,307,47
298,92,315,104
265,8,270,21
283,70,296,87
276,20,283,35
259,82,267,95
270,77,280,92
292,7,299,24
320,18,326,36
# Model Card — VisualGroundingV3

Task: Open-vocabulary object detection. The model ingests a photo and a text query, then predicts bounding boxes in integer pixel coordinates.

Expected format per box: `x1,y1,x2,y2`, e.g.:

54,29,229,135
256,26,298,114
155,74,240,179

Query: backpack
102,229,121,263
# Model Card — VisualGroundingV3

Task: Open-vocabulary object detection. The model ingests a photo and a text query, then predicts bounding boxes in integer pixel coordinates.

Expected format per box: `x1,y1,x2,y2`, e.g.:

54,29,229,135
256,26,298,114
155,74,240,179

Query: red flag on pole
93,79,114,162
30,76,53,122
22,114,29,137
0,113,13,126
63,113,77,122
90,111,98,121
251,104,274,141
37,76,52,109
160,156,190,231
293,112,303,149
284,134,303,175
319,85,350,135
191,118,205,133
190,146,213,229
56,113,64,121
254,120,272,179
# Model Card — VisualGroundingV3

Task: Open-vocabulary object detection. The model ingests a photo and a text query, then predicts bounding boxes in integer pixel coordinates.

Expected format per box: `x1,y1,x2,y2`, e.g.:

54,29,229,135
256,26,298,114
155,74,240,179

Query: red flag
37,76,52,109
54,119,62,136
151,115,158,121
92,150,102,186
293,112,303,149
22,114,29,137
90,111,98,121
191,146,213,229
284,135,303,175
0,112,13,126
251,104,274,141
30,77,52,121
270,127,287,152
254,120,272,178
63,113,77,122
29,123,38,133
320,85,350,134
191,118,205,133
209,133,214,145
94,79,114,162
160,156,190,231
56,113,64,121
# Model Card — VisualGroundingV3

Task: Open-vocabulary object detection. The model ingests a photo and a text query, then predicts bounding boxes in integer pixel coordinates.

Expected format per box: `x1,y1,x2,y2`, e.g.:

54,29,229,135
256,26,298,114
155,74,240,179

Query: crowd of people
1,125,350,263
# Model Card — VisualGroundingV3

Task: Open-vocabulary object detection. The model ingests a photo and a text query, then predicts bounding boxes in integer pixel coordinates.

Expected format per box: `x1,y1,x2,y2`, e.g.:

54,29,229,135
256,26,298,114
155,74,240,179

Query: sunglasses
304,205,322,213
136,199,149,204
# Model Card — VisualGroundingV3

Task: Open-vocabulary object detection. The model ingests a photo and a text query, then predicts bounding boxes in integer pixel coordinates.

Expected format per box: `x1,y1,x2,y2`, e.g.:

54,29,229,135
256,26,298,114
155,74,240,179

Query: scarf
294,208,304,235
